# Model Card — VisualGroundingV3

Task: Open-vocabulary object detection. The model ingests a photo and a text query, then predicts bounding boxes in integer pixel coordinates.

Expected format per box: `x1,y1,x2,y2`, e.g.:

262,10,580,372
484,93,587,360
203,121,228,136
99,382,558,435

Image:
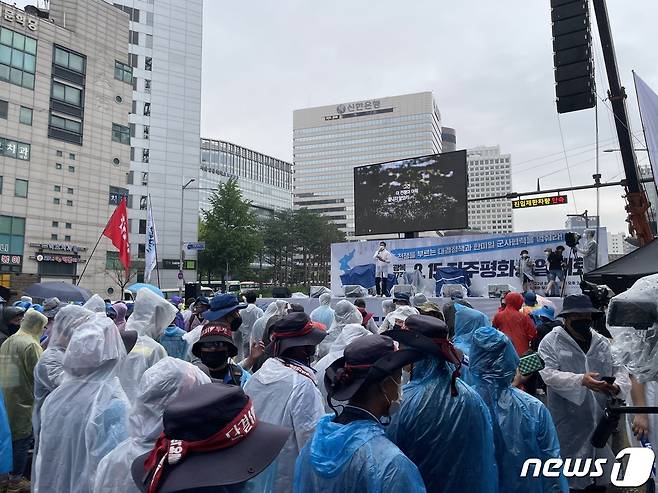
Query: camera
607,299,657,330
564,231,581,249
580,280,614,310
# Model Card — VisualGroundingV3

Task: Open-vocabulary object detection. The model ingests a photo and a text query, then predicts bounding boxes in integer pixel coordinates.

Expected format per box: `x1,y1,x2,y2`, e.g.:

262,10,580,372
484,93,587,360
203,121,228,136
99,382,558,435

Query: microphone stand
591,399,658,449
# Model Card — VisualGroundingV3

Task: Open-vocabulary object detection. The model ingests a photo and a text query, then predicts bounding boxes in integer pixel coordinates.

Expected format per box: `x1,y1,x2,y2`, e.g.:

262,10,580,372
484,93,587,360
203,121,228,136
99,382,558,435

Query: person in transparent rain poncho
310,293,335,331
250,300,288,348
94,357,210,493
33,315,130,493
235,291,264,361
117,288,178,401
83,293,107,313
316,300,363,361
315,322,372,411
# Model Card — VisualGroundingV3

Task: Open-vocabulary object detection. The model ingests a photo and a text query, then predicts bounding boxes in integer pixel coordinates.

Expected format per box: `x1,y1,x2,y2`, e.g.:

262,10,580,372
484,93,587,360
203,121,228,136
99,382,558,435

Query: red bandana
200,324,232,340
144,399,257,493
270,321,324,356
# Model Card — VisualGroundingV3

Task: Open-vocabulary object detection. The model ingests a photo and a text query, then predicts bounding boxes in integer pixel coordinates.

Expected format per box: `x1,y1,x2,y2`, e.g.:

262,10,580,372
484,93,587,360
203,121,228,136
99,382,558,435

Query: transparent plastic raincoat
538,325,631,490
294,414,426,493
378,305,419,333
310,293,335,330
33,315,129,493
470,326,568,493
83,293,107,313
314,323,371,410
317,301,362,360
250,300,288,347
452,303,490,384
236,303,264,360
33,305,95,449
244,356,326,493
117,288,177,401
94,357,210,492
387,356,498,493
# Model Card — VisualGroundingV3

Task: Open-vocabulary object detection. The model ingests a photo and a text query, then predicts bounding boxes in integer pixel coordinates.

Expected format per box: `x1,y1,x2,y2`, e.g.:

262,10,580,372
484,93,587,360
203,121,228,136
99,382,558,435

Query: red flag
103,197,131,271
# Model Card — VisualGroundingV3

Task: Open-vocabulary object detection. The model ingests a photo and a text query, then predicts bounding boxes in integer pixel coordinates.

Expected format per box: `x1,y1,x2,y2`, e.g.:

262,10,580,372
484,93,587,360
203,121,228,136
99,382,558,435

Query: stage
258,296,564,323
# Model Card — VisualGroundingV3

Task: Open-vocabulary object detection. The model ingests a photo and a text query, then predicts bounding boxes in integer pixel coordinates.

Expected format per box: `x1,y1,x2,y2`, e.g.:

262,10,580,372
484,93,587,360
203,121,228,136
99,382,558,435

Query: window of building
143,126,150,139
65,223,72,229
144,79,151,93
112,123,130,145
56,150,63,157
109,186,128,205
142,149,149,163
54,46,85,74
0,137,31,160
64,235,71,241
53,198,60,204
66,200,73,206
67,187,73,194
0,27,37,89
114,60,132,83
143,102,150,116
145,35,153,49
52,221,58,227
138,243,145,259
69,153,75,160
50,114,82,135
146,12,154,26
51,234,58,240
19,106,32,125
126,170,134,185
54,185,61,192
68,165,75,172
0,100,7,119
52,81,82,106
139,219,146,234
129,54,138,68
141,172,148,186
145,57,152,71
0,176,2,194
14,179,27,198
139,196,147,210
55,163,62,170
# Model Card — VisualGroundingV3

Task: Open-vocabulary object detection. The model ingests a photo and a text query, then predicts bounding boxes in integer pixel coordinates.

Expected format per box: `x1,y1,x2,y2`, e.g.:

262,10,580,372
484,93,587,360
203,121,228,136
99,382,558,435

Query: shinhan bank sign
324,99,394,120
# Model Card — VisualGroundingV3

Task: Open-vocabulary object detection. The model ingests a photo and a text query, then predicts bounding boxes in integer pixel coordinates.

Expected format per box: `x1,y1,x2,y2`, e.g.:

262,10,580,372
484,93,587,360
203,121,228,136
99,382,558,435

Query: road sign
512,195,568,209
177,271,184,280
186,242,206,251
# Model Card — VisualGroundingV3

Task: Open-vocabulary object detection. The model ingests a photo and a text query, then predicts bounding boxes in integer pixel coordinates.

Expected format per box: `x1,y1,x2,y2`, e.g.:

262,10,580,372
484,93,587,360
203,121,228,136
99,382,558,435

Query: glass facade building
293,92,446,237
200,138,292,217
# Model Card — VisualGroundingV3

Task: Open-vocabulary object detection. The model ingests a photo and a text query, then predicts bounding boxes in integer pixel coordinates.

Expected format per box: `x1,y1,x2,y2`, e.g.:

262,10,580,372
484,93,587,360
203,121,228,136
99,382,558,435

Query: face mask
230,316,242,332
380,376,403,420
7,323,20,335
570,319,592,335
200,351,229,369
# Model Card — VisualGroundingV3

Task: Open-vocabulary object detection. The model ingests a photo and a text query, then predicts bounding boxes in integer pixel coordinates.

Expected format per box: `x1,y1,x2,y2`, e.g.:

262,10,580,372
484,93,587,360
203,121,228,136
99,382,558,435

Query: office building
200,138,292,218
467,146,514,233
441,127,456,152
0,0,131,296
564,214,600,231
108,0,203,289
607,231,636,256
293,91,448,237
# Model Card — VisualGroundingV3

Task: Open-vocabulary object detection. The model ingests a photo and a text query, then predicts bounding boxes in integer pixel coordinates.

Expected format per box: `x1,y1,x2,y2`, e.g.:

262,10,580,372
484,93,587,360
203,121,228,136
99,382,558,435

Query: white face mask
381,376,403,418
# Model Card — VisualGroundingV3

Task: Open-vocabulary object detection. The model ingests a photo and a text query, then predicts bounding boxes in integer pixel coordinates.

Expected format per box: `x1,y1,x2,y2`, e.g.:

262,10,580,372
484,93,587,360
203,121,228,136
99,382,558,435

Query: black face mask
570,319,592,335
6,323,20,335
200,351,229,369
230,316,243,332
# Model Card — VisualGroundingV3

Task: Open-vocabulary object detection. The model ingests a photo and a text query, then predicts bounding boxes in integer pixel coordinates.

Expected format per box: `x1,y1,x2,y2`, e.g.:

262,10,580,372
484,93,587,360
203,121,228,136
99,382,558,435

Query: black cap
191,324,238,358
393,292,410,304
325,334,423,402
132,383,290,493
266,312,326,357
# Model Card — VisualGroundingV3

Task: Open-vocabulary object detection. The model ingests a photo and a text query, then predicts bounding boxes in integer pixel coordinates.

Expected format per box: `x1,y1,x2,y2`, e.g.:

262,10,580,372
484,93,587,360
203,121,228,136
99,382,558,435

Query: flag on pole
145,196,158,283
103,196,131,272
634,72,658,195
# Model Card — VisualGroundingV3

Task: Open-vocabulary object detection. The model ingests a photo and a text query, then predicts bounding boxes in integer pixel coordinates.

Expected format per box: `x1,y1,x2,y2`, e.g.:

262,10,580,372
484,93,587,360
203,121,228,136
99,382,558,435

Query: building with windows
607,231,637,256
467,146,514,233
293,92,448,237
200,138,292,218
0,0,131,295
107,0,203,289
564,214,600,231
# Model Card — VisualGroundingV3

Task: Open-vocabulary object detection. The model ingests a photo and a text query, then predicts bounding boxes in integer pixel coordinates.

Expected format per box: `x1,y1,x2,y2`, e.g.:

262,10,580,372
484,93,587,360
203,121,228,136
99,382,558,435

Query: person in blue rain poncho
0,388,12,491
452,303,489,385
33,314,130,493
294,334,426,493
469,326,568,493
384,315,498,493
310,293,335,332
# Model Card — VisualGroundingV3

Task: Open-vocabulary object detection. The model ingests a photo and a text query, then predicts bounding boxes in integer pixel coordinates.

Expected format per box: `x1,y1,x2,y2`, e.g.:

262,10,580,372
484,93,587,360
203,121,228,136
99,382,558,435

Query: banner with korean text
331,229,608,296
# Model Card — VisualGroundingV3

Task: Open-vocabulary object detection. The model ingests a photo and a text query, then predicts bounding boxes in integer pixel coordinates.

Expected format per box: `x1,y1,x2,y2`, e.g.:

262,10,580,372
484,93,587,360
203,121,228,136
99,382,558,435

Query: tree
106,257,138,295
198,178,262,290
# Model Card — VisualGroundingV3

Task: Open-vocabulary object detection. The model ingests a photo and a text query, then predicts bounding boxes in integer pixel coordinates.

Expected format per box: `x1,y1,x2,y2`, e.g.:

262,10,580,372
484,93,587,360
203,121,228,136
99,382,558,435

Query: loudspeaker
272,287,291,298
185,282,199,301
551,0,595,114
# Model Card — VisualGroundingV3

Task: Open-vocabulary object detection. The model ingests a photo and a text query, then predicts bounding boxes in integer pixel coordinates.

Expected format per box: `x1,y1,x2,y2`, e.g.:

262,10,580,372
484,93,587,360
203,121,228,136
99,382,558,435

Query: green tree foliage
198,179,262,288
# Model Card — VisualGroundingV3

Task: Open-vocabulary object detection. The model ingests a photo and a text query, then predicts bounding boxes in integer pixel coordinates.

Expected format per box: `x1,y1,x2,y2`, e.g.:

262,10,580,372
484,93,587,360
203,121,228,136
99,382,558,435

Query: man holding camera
538,294,630,492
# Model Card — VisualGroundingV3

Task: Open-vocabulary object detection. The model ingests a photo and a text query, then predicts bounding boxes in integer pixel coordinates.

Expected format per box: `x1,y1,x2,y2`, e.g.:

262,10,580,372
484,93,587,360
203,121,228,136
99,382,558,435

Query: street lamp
179,178,196,296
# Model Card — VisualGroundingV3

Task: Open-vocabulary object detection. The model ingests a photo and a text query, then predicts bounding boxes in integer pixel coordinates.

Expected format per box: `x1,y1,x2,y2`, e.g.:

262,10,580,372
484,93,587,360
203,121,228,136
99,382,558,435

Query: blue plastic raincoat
0,389,11,474
470,326,568,493
452,303,489,384
387,356,498,493
309,293,335,331
294,414,426,493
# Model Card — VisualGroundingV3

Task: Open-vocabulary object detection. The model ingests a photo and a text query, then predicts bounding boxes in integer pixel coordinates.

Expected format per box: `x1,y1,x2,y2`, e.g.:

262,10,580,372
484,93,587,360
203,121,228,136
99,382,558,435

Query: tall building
467,146,514,233
108,0,203,289
441,127,457,152
293,91,447,237
607,231,637,256
199,138,292,218
0,0,131,296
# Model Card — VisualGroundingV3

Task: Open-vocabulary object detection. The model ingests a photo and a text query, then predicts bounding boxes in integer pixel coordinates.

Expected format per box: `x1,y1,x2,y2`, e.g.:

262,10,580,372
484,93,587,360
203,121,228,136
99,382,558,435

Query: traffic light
551,0,596,113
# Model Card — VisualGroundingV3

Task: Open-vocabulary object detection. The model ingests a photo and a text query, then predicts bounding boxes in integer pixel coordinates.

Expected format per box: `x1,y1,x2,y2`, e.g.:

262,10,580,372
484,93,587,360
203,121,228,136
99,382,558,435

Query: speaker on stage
272,287,291,298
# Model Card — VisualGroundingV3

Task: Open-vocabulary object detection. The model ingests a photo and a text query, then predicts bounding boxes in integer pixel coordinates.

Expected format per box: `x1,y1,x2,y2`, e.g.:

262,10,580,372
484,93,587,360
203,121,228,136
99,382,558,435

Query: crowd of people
0,274,654,492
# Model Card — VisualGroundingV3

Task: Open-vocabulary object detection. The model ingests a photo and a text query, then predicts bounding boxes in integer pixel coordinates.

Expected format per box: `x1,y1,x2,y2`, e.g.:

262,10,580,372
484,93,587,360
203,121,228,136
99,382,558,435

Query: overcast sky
201,0,658,235
15,0,657,235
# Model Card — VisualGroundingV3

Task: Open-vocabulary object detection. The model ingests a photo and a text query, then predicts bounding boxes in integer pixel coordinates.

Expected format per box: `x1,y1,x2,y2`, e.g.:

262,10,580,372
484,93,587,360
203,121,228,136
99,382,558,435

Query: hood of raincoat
18,308,48,340
469,326,519,389
503,292,524,311
0,306,24,338
83,294,107,313
63,315,126,377
125,288,178,339
331,300,363,328
163,325,182,337
113,302,128,325
453,304,489,356
319,293,331,306
309,414,384,476
49,305,95,349
129,357,210,442
330,323,370,354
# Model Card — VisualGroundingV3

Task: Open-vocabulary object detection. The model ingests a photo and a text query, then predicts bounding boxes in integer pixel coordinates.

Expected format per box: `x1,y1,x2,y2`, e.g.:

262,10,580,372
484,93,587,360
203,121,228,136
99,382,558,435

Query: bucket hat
557,294,601,317
393,292,410,304
325,334,423,402
266,312,326,357
132,383,290,493
204,294,247,322
42,297,65,318
192,324,238,358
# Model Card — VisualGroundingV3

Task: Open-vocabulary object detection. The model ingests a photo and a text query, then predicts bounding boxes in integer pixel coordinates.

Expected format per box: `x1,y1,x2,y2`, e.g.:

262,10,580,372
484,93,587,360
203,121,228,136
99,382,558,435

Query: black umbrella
23,281,92,303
